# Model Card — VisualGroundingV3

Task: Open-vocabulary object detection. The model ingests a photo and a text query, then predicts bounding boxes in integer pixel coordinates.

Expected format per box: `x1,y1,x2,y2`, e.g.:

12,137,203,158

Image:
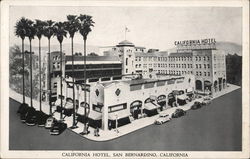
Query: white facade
102,40,227,94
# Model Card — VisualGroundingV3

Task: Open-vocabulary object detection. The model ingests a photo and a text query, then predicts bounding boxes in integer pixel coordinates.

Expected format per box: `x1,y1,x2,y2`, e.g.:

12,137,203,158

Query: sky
10,6,242,51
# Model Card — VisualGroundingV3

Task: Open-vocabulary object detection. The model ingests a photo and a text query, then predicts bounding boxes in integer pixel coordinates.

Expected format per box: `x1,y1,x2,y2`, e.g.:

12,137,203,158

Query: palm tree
25,19,36,108
65,15,80,128
14,17,29,109
53,22,67,120
78,14,95,134
43,20,55,115
34,19,46,111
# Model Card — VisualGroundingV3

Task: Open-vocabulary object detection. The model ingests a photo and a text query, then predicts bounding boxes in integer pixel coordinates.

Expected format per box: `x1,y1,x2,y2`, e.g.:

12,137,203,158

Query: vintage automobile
202,96,212,105
19,104,30,122
36,111,50,127
25,108,38,126
50,121,67,135
171,109,186,118
155,113,171,125
191,101,202,110
45,116,55,129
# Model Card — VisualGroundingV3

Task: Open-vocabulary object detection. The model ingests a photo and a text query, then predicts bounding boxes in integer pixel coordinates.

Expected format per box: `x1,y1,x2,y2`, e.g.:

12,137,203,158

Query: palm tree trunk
84,39,87,130
29,39,33,108
39,39,42,111
22,39,25,104
48,38,52,114
60,42,63,120
71,37,76,127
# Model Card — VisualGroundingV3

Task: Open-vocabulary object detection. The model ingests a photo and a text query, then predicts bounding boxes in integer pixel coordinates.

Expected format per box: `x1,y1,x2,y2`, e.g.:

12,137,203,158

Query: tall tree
25,19,36,108
78,14,95,134
65,15,80,128
34,19,46,111
14,17,29,108
44,20,55,115
53,22,67,120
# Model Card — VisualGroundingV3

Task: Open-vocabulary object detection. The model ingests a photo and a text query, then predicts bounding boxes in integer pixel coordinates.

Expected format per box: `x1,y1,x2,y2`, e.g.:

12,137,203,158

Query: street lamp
115,114,118,133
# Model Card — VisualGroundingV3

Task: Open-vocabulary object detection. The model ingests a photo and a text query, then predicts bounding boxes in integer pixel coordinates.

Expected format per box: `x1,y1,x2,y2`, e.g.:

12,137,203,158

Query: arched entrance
130,100,142,119
157,95,166,111
214,80,218,92
223,79,226,89
195,80,202,90
144,97,158,117
76,102,90,124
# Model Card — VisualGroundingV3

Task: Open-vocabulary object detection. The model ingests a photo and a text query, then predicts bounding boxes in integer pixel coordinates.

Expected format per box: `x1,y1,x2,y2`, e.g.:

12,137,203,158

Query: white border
1,0,249,158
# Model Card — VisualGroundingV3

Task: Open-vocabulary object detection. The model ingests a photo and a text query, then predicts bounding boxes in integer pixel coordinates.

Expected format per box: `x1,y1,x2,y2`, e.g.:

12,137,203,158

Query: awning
108,110,131,120
187,88,193,93
177,94,188,100
64,101,73,109
88,111,102,120
54,99,66,106
144,102,159,110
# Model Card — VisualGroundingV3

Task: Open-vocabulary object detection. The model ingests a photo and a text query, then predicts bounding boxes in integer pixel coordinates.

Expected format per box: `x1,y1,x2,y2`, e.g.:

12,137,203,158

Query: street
9,88,241,151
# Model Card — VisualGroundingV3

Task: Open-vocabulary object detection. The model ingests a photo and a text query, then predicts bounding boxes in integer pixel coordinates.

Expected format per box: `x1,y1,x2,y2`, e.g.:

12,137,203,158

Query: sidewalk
9,84,241,141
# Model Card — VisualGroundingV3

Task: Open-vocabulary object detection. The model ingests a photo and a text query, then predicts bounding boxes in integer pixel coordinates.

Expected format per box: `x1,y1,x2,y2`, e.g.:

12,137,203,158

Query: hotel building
102,38,227,94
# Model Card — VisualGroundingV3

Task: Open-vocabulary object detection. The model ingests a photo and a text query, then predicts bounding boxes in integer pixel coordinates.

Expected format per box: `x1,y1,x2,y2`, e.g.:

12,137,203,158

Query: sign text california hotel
174,38,216,46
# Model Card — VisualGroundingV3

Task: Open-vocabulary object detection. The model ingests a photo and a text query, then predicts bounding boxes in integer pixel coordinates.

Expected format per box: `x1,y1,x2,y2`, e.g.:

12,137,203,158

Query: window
108,103,127,113
199,72,202,76
204,72,206,76
204,64,206,69
196,71,199,76
199,56,201,61
199,64,202,68
53,82,57,88
196,64,198,69
126,58,128,66
207,64,210,68
53,63,56,69
126,69,128,73
93,104,103,112
208,72,210,76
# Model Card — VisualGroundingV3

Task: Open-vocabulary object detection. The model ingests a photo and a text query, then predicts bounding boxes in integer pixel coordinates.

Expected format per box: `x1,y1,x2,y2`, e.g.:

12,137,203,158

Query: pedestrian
86,122,90,134
96,127,100,137
94,128,97,136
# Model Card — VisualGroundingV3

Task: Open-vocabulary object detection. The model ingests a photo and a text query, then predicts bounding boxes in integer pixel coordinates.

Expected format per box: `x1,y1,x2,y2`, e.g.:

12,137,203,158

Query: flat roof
99,76,185,87
65,56,120,62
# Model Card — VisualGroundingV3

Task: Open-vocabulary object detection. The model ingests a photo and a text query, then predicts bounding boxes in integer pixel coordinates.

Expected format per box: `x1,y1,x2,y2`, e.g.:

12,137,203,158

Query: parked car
36,111,50,127
17,103,29,114
155,113,171,125
19,104,30,122
202,96,212,105
50,121,67,135
172,109,186,118
45,116,55,129
191,101,202,110
25,108,37,126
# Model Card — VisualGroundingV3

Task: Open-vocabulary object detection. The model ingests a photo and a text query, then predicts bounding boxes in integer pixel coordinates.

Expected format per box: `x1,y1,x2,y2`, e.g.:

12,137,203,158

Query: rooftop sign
174,38,216,46
174,38,216,50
